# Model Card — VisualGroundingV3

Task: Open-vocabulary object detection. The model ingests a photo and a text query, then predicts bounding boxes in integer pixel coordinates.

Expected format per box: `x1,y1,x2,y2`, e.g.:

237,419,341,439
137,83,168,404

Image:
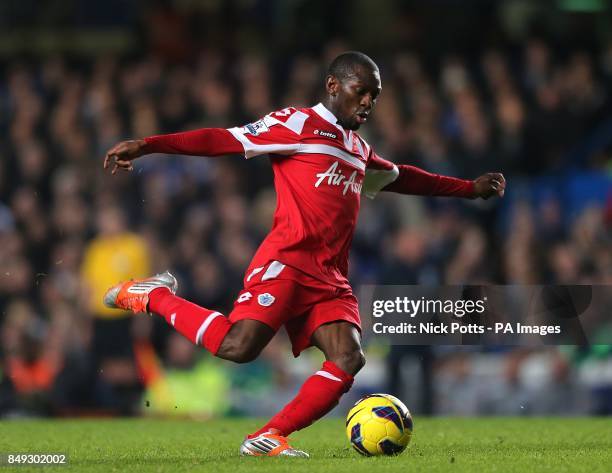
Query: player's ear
326,75,340,97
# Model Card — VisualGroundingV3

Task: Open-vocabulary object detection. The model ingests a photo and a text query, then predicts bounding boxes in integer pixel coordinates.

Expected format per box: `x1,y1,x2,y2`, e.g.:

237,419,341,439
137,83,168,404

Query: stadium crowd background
0,0,611,418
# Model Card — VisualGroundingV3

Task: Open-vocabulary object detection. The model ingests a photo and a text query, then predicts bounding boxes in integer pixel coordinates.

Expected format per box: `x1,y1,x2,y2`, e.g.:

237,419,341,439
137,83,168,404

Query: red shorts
229,261,361,357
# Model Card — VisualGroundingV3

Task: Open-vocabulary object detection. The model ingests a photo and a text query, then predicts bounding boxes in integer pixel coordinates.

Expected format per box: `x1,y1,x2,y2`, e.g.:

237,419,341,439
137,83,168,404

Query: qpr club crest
257,293,275,307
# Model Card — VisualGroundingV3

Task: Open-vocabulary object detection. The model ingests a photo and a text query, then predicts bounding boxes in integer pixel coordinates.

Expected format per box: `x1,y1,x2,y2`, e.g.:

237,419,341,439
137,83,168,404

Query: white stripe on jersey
227,127,300,159
261,261,286,281
246,266,265,282
362,165,400,199
297,144,365,171
227,127,366,171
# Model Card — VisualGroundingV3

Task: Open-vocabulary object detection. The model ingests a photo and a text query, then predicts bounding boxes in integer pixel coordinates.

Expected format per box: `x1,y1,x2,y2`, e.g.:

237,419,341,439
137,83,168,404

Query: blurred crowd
1,26,611,417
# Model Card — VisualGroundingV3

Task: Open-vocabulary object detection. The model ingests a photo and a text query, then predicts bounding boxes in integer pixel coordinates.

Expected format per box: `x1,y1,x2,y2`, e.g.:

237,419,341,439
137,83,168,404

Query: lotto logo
314,129,337,139
237,292,253,303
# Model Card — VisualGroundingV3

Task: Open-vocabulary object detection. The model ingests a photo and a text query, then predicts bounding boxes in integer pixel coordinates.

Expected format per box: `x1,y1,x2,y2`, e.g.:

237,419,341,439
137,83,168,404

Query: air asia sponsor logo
314,129,337,139
244,119,269,136
314,161,362,195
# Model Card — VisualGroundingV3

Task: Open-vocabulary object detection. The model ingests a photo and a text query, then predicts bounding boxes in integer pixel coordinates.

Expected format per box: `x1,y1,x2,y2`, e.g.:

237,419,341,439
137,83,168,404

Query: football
346,393,413,456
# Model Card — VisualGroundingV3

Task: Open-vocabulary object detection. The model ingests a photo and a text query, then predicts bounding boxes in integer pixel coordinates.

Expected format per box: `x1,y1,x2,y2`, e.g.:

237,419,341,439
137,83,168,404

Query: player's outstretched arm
381,164,506,200
366,153,505,200
103,128,245,175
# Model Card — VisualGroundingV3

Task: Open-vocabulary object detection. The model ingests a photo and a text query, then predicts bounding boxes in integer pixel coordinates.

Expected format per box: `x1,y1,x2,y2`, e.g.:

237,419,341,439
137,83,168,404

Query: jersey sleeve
363,151,475,199
144,128,244,156
362,151,400,199
227,107,308,158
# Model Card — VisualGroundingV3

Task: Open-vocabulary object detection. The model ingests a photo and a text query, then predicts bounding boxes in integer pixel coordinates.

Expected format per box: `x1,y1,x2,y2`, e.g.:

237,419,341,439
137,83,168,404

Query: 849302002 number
2,453,68,465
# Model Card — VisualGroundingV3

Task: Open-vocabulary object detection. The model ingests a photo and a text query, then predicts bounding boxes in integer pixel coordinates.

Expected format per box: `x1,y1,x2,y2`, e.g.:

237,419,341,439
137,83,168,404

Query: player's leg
239,272,363,457
311,321,366,375
103,271,275,363
140,287,277,363
215,319,274,363
248,321,362,440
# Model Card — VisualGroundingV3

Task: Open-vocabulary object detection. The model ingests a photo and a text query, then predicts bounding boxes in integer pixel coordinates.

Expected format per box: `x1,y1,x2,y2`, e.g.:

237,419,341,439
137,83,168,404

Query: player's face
328,66,382,130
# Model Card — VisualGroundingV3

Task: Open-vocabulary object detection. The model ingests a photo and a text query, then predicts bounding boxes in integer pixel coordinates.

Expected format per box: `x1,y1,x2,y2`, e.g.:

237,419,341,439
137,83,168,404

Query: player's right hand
103,139,147,175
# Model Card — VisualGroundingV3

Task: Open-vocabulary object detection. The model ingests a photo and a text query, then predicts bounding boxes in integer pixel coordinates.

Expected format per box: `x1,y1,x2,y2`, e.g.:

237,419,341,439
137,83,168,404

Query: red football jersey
226,103,399,288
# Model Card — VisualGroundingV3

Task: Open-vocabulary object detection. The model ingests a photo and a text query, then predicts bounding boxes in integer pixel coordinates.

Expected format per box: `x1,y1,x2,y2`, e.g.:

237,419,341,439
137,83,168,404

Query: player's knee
219,326,265,363
220,341,262,363
232,343,263,364
353,350,367,373
332,349,366,376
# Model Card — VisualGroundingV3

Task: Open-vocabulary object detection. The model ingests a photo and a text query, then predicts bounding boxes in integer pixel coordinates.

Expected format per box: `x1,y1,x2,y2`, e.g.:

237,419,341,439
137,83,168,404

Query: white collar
312,103,341,127
311,102,358,150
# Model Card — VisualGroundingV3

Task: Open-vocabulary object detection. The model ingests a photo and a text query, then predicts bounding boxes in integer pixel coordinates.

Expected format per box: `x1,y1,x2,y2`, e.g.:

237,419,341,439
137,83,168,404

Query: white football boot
103,271,178,314
239,430,309,458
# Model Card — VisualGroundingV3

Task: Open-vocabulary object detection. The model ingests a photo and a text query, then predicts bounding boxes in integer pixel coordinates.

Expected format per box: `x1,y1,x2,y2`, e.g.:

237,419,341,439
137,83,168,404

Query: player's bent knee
218,335,264,363
331,349,366,376
353,350,367,373
233,343,264,364
217,319,272,363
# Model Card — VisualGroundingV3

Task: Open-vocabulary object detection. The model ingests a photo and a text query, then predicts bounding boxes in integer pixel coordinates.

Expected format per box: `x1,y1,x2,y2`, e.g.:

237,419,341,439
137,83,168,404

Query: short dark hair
327,51,378,81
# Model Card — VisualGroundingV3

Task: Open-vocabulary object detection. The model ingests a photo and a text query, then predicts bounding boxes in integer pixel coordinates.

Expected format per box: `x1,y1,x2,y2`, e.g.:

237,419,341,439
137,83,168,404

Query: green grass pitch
1,417,610,472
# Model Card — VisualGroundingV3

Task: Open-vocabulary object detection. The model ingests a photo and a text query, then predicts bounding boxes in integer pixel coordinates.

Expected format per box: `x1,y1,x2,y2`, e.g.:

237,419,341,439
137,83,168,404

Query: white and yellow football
346,393,413,456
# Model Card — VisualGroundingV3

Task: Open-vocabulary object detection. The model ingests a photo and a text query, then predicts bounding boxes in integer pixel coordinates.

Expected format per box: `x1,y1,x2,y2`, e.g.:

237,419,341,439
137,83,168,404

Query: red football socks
250,361,354,437
148,288,231,355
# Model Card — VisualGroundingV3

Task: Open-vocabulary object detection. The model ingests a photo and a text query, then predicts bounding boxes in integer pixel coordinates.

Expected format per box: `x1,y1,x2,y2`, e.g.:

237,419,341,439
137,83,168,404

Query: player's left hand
473,172,506,199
